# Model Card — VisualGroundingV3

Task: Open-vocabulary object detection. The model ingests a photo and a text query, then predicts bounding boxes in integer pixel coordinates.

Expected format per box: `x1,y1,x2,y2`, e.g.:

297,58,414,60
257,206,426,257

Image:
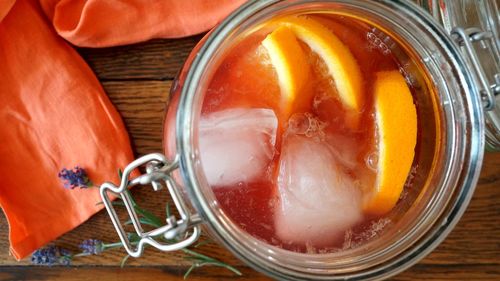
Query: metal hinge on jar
450,27,499,111
99,153,202,257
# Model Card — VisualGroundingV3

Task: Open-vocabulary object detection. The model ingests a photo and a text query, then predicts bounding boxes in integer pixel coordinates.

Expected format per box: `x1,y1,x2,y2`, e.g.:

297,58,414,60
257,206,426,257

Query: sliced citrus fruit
261,26,310,117
364,70,417,216
278,16,363,114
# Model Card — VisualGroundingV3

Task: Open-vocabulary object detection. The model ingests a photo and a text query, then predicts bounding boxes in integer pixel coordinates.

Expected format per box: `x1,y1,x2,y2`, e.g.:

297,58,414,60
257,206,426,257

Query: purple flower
58,166,93,189
31,245,72,266
79,239,104,255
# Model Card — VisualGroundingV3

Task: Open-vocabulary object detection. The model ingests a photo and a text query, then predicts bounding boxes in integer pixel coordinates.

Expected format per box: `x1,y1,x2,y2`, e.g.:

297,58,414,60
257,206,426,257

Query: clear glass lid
418,0,500,149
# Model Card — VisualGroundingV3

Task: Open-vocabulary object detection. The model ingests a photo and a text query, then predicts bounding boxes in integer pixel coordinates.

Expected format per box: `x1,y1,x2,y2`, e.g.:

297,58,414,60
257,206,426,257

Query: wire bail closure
451,27,499,111
100,153,202,258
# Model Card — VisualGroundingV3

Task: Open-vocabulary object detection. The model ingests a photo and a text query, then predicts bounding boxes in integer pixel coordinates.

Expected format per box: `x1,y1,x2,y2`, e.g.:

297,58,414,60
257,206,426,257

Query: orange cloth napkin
41,0,245,47
0,0,245,260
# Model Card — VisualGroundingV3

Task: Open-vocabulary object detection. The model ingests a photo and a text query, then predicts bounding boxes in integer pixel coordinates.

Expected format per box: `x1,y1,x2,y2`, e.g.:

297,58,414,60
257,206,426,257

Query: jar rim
174,0,485,279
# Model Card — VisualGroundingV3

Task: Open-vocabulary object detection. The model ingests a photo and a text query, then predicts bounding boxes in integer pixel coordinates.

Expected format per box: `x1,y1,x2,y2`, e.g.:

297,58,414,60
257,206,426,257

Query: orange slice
261,26,310,118
364,70,417,215
278,16,363,114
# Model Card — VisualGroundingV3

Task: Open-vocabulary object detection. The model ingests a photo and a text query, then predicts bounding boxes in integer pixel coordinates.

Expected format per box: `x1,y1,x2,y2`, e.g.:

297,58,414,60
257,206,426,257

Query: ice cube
287,112,358,170
325,133,359,171
199,108,278,187
275,134,363,246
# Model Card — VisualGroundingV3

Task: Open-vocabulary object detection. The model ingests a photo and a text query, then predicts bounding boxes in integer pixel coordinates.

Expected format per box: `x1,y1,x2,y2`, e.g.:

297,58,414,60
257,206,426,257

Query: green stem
103,242,126,250
120,255,131,268
181,248,242,276
72,252,92,258
183,264,197,279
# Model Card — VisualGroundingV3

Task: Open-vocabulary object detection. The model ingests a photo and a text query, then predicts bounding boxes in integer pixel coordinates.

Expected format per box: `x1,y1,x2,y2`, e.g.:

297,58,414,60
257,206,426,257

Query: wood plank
78,36,202,81
0,264,498,281
421,152,500,265
393,264,500,280
102,80,171,156
0,266,270,281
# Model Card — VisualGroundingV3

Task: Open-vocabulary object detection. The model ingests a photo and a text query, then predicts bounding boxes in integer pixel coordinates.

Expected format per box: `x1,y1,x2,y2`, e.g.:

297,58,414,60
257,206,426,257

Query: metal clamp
99,153,202,258
451,27,498,111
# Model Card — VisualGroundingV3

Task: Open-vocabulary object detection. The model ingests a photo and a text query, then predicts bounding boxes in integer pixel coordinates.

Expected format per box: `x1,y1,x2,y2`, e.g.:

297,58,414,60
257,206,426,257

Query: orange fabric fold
40,0,246,47
0,0,15,22
0,0,136,259
0,0,245,260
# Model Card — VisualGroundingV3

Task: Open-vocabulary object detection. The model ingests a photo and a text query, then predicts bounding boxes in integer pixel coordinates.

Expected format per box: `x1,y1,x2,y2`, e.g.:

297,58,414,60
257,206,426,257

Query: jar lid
419,0,500,149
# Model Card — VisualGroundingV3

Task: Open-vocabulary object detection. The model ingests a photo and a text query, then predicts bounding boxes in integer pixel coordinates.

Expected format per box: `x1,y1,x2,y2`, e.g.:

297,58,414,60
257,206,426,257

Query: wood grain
103,80,171,155
0,264,499,281
1,264,498,281
79,37,202,81
0,266,271,281
0,37,499,281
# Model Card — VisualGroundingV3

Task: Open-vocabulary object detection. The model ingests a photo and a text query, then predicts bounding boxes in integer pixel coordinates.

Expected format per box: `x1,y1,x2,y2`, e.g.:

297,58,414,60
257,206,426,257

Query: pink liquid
199,14,420,252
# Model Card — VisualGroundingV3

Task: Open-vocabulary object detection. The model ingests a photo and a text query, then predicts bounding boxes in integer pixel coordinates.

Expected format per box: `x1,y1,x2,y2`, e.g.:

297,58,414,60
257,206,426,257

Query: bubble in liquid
400,164,419,201
305,241,317,254
342,229,354,250
358,218,392,242
288,114,310,135
287,113,327,140
342,218,392,250
398,63,418,89
365,151,379,172
366,29,393,56
404,165,418,189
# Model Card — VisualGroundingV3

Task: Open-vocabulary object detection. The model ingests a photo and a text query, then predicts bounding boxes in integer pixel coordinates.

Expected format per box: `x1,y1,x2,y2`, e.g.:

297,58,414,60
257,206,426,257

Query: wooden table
0,36,499,281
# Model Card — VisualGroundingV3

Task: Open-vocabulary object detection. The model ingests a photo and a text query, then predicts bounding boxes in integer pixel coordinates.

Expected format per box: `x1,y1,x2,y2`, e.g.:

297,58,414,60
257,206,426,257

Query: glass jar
99,0,499,280
415,0,500,149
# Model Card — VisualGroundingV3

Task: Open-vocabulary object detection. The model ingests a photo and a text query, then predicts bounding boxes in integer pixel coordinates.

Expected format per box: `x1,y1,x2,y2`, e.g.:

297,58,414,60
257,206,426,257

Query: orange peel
261,26,310,117
364,70,417,215
279,16,363,113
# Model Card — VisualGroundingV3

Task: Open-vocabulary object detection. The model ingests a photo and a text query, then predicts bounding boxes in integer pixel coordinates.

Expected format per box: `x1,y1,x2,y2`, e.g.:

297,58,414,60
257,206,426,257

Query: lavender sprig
72,239,126,258
58,166,93,189
79,239,104,255
37,168,241,278
31,245,72,266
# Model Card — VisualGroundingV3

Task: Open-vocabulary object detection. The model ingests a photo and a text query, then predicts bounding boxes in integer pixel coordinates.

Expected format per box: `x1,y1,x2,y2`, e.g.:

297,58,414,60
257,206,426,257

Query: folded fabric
40,0,246,48
0,0,245,260
0,0,15,22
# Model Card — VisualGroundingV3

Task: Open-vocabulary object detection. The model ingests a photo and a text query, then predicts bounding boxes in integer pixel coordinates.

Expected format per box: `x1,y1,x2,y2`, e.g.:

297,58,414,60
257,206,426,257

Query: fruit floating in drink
197,14,419,252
